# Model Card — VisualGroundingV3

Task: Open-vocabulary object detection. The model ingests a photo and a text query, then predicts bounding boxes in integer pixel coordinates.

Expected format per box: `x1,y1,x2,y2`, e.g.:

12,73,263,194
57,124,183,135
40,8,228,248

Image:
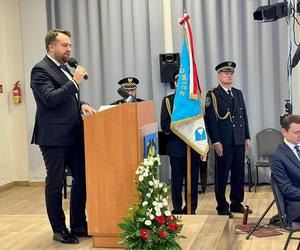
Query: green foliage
119,155,184,250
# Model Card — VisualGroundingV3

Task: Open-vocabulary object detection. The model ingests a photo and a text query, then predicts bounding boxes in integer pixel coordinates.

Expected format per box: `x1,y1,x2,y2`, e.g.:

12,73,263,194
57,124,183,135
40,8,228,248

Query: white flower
145,220,152,226
142,201,148,207
156,202,163,208
149,181,154,186
149,214,154,220
159,183,163,188
143,171,149,177
152,201,157,206
148,159,154,165
155,210,162,216
153,179,159,188
138,175,144,182
135,169,140,175
165,210,171,216
163,187,168,193
146,193,151,198
162,199,168,206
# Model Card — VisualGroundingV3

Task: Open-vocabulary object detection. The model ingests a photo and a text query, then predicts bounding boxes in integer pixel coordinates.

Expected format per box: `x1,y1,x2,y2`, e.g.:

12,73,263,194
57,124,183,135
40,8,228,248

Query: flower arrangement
119,155,184,250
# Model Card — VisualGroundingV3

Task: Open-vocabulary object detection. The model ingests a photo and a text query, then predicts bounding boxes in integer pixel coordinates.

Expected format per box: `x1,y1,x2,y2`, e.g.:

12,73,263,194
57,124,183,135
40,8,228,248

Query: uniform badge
205,96,211,107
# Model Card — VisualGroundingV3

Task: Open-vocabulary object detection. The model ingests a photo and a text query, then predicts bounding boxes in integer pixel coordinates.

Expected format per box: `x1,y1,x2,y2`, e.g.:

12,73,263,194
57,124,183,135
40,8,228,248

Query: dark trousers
170,151,200,212
215,145,245,212
39,138,87,233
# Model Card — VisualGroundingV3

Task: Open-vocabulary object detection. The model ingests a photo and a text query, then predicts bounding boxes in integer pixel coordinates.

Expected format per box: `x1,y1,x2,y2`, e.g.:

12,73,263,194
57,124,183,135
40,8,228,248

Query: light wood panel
1,185,299,249
83,101,156,247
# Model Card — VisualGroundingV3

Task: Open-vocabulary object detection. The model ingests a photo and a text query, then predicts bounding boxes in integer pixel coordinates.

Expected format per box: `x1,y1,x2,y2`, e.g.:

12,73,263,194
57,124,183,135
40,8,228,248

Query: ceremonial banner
171,14,209,156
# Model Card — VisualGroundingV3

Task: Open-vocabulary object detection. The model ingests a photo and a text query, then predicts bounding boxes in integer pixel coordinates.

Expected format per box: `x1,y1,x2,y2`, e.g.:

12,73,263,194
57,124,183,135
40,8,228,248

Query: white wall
0,0,47,185
0,0,30,185
20,0,48,181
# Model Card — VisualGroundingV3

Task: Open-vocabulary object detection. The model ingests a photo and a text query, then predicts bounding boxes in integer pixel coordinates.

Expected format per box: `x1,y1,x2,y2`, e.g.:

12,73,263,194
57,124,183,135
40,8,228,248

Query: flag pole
187,145,191,214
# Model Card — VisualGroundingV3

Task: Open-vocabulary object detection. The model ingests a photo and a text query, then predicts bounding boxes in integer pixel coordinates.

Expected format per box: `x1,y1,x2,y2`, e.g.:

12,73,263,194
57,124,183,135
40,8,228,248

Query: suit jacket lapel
232,88,239,114
281,142,300,168
44,56,69,84
217,85,232,106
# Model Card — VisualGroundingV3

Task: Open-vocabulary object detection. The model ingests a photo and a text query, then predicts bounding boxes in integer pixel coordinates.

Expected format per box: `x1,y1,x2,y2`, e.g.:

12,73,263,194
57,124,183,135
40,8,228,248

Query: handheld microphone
117,88,136,103
68,57,88,80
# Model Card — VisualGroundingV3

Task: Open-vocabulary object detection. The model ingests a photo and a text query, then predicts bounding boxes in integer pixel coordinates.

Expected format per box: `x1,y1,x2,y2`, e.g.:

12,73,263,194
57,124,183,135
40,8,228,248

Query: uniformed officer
111,77,144,104
160,72,200,214
204,61,251,218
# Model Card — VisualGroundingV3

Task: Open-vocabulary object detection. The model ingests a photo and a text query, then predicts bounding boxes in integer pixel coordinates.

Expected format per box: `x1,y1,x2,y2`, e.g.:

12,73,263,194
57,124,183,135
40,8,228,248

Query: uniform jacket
270,142,300,222
30,56,84,146
160,94,187,157
204,84,250,146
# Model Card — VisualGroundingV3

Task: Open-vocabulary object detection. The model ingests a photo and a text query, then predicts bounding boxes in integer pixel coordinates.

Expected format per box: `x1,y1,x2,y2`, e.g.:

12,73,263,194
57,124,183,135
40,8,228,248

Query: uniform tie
227,89,233,98
294,145,300,159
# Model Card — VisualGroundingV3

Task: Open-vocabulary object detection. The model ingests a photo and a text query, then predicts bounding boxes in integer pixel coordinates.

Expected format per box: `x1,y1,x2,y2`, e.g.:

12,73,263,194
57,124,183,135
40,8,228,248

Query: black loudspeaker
159,53,180,82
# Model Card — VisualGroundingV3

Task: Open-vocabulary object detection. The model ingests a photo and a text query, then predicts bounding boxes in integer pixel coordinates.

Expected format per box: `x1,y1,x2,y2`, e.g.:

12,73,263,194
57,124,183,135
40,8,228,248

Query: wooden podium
83,101,156,248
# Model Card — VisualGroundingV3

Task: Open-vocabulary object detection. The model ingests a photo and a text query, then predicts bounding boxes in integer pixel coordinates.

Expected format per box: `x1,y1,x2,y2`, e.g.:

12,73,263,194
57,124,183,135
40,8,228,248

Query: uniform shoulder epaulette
166,93,175,98
207,87,217,93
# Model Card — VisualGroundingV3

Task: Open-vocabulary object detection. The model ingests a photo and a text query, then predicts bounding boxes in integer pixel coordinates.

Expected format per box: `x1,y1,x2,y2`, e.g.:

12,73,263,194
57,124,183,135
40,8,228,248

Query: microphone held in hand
67,57,88,80
117,88,136,103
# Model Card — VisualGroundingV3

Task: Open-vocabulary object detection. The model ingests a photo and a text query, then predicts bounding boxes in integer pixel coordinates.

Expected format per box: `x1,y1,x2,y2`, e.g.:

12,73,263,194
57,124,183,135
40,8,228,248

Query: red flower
167,216,172,221
140,228,149,239
159,229,167,238
155,216,166,224
168,222,179,231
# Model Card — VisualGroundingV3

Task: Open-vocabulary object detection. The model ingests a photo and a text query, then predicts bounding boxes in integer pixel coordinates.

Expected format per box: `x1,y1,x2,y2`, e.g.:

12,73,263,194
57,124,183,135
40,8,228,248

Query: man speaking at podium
111,77,144,104
30,29,96,244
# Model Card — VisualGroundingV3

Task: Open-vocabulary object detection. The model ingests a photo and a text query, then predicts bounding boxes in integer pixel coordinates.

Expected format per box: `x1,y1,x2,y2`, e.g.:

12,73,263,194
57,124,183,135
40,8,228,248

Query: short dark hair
45,29,71,51
282,115,300,131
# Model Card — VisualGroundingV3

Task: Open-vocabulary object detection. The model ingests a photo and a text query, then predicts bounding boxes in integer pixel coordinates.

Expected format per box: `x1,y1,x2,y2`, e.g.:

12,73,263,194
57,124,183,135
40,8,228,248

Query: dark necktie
294,145,300,159
60,64,73,77
227,89,233,98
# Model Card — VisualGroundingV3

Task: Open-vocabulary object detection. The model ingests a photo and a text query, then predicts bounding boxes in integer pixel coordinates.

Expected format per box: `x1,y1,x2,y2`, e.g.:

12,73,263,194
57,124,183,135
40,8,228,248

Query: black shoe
71,227,91,237
230,205,253,214
53,229,79,244
218,210,234,219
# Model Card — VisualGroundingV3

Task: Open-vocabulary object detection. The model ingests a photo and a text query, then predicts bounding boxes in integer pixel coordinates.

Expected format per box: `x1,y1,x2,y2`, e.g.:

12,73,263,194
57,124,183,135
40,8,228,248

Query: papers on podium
98,105,117,112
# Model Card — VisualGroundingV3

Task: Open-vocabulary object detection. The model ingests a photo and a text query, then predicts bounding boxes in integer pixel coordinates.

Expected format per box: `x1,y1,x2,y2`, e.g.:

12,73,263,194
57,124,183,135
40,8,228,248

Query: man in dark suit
160,73,200,214
204,61,251,218
111,77,144,104
30,29,96,244
270,115,300,224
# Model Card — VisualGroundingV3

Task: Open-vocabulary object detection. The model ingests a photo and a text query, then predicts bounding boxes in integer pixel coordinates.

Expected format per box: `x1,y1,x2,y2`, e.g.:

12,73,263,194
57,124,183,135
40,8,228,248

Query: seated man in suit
111,77,144,104
270,115,300,224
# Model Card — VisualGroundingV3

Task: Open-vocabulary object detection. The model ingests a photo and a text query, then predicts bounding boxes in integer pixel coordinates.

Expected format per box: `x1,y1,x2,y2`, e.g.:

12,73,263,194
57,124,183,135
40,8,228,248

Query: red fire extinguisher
13,81,21,104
